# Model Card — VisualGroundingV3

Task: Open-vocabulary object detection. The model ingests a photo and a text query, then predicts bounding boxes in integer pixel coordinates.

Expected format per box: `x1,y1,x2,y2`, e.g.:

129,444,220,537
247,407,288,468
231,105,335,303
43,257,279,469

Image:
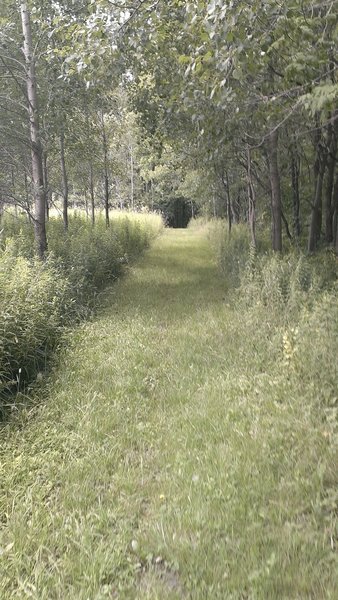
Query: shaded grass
0,229,337,598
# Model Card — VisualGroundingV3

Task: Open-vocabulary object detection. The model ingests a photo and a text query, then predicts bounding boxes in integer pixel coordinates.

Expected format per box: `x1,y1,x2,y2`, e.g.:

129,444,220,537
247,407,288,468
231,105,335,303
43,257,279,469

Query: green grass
0,211,163,408
0,228,337,598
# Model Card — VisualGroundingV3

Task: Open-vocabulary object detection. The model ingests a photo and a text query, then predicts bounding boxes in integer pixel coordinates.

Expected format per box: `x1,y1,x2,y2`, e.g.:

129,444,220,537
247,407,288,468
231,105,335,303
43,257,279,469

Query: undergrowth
0,212,163,413
208,219,338,397
208,220,338,582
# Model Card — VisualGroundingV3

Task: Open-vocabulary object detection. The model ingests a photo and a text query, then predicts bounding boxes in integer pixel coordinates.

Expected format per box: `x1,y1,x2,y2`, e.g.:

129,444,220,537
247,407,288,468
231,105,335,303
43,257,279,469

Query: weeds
0,211,163,412
0,225,337,598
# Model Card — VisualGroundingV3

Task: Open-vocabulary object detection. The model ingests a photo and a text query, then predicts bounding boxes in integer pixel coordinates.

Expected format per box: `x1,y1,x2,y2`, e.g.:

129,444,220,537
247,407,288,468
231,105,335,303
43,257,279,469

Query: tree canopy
0,0,337,250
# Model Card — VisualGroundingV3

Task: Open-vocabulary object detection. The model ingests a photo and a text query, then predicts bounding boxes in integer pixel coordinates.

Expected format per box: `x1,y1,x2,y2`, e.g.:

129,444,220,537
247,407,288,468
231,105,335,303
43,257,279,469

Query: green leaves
301,83,338,116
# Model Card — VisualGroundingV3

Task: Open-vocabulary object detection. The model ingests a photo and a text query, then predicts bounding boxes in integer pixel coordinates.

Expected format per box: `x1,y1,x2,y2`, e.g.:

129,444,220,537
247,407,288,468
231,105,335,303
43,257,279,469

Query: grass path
0,229,336,599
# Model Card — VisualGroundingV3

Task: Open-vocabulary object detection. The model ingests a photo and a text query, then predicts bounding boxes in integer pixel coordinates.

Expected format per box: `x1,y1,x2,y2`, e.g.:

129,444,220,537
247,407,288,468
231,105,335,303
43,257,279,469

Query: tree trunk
308,122,328,252
268,129,282,252
130,144,134,210
233,194,240,224
104,172,109,226
324,115,337,244
89,163,95,225
225,171,232,235
281,211,292,240
11,167,15,202
101,110,109,227
332,170,338,254
11,168,18,217
289,143,301,238
21,3,47,258
115,176,123,209
42,152,50,221
84,191,89,219
24,171,32,223
247,148,257,249
60,130,68,231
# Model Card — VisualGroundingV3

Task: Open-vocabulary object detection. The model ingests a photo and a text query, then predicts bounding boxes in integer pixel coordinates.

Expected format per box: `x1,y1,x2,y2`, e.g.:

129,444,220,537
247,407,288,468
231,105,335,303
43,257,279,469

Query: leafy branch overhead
0,0,338,252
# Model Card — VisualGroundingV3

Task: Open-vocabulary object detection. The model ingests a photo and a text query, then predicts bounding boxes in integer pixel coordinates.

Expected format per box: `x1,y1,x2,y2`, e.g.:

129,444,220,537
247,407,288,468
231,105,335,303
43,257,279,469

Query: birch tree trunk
60,129,68,231
130,143,134,210
21,3,47,258
332,171,338,255
225,170,232,236
42,151,50,221
100,110,109,227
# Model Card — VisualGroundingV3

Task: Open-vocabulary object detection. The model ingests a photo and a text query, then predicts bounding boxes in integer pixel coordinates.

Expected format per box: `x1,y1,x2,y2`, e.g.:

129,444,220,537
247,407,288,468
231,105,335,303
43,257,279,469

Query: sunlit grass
0,228,337,598
47,206,164,235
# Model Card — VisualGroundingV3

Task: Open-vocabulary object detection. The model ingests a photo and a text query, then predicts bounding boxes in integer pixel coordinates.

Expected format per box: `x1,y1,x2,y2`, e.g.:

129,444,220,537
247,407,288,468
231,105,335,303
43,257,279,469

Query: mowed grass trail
0,229,336,599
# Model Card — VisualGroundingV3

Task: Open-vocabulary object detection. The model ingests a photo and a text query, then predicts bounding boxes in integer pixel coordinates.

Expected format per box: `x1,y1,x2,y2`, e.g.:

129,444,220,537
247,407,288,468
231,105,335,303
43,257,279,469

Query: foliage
123,0,338,251
290,288,338,406
0,251,74,405
2,1,337,251
207,219,251,287
0,211,163,411
210,219,338,311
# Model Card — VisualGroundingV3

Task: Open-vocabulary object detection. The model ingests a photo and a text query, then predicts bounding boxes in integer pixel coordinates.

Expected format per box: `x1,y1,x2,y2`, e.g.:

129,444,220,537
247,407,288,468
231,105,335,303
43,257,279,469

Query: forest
0,1,337,598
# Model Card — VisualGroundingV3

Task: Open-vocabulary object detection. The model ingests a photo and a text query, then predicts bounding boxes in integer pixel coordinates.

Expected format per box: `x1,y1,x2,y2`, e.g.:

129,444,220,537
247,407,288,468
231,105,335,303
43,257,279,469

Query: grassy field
0,228,337,598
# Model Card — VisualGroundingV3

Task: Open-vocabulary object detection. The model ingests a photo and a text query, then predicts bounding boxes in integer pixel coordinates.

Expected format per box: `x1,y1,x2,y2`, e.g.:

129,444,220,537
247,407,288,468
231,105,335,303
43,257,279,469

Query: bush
209,220,338,556
220,224,252,287
0,251,74,406
210,220,337,317
0,211,163,412
190,217,250,283
290,286,338,407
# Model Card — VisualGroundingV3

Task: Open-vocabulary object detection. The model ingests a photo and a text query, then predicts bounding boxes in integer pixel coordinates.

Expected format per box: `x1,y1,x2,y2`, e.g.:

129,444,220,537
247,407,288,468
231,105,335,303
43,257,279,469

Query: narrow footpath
0,229,335,599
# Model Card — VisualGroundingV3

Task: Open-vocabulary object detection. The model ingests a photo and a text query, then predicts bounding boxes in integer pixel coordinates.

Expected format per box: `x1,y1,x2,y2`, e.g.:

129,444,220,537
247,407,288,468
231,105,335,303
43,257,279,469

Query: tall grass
0,211,163,412
207,218,337,300
1,227,337,597
208,220,338,557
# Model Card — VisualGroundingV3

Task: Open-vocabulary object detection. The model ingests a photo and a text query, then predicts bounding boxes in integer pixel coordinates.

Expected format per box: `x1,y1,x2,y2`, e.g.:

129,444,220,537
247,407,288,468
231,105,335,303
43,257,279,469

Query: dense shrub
213,222,251,288
209,219,338,403
0,212,163,411
209,220,338,547
290,287,338,406
209,219,337,314
0,251,74,406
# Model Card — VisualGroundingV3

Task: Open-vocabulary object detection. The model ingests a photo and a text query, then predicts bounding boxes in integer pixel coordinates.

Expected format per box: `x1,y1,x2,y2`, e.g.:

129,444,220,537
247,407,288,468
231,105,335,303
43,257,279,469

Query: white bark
21,3,47,257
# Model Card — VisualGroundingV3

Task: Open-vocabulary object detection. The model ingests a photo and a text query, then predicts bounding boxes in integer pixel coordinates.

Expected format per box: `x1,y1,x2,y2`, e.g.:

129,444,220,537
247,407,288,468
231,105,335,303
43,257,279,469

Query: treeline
1,3,169,414
1,2,337,256
0,3,149,256
124,0,338,254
